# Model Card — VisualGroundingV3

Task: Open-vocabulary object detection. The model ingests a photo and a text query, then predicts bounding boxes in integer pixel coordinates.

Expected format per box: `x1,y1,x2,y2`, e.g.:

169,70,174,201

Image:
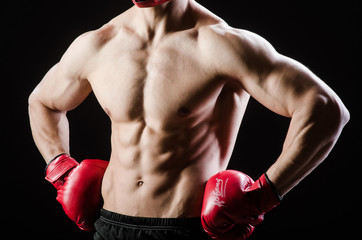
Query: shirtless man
28,0,350,239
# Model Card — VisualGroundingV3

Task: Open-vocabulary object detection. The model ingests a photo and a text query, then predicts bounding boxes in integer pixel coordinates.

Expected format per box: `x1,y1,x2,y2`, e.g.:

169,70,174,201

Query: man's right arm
28,29,111,232
28,32,95,162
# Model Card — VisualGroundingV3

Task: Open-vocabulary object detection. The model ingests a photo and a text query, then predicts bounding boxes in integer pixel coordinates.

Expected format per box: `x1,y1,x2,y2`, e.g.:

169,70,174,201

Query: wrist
246,174,281,214
264,173,283,202
45,154,79,189
44,153,67,174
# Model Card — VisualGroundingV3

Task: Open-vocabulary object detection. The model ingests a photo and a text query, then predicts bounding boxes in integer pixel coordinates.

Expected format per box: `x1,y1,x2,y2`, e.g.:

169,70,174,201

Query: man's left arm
213,28,350,197
262,60,350,196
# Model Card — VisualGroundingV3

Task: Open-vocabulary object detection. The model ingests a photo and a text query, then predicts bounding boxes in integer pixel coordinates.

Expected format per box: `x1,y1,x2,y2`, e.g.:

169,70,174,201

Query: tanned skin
29,0,349,218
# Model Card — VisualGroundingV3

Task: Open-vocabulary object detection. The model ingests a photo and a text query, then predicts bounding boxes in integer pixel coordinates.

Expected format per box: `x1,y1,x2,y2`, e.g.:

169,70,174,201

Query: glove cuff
45,154,79,186
44,153,66,175
246,173,281,215
256,174,282,212
263,173,283,202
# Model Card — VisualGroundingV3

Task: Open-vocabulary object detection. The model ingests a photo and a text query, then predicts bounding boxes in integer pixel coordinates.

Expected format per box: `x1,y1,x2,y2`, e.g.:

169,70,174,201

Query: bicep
31,33,94,112
218,29,330,118
243,54,327,118
33,62,91,112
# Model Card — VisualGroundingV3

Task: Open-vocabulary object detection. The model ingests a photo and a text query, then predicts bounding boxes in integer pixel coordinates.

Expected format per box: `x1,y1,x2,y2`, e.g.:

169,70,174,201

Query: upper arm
206,26,338,118
30,32,96,112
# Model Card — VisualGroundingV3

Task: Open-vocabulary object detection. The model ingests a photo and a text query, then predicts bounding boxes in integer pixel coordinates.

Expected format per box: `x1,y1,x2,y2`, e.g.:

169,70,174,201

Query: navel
177,107,191,118
137,180,144,187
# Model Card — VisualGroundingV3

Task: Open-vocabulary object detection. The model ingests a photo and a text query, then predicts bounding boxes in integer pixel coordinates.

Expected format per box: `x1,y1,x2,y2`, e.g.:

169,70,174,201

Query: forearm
28,97,70,163
266,96,349,196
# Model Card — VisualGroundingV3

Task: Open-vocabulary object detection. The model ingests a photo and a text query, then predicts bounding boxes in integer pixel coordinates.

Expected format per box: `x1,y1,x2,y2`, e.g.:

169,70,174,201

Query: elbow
325,95,349,129
338,101,350,128
28,89,48,115
28,89,43,114
312,93,350,131
28,90,37,113
28,89,65,116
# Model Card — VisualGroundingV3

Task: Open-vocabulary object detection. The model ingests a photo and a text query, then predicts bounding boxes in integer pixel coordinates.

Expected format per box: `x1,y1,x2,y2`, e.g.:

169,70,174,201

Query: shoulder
198,23,280,77
199,23,276,58
56,22,118,77
57,8,134,78
64,23,116,57
62,7,135,62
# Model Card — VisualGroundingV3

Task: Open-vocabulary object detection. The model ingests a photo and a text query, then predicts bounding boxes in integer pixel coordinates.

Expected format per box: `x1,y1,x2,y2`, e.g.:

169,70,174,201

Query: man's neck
134,0,192,40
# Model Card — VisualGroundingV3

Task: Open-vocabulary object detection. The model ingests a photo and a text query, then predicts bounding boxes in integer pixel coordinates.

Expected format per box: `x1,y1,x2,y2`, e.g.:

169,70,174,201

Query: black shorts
94,209,212,240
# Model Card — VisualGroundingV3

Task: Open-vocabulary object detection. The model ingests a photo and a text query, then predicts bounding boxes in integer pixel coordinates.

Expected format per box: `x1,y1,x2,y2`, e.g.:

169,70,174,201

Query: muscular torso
87,8,250,218
29,2,347,219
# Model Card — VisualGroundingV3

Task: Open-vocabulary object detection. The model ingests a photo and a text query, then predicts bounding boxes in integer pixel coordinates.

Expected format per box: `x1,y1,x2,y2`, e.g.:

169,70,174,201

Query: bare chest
88,30,224,129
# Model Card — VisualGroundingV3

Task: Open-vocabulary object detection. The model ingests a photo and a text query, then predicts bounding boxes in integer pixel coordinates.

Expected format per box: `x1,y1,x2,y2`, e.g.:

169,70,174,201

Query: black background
3,0,359,239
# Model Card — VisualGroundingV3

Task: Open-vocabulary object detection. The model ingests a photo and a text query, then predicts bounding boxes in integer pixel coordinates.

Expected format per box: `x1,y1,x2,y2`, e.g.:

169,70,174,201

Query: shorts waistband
99,208,202,230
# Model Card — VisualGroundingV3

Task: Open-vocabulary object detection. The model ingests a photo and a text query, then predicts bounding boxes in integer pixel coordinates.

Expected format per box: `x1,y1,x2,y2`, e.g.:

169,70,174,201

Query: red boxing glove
132,0,170,8
201,170,281,240
45,154,109,231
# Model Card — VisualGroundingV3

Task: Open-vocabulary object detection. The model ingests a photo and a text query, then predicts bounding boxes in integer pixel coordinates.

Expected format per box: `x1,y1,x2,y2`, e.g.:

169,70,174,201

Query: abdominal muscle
101,120,223,218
